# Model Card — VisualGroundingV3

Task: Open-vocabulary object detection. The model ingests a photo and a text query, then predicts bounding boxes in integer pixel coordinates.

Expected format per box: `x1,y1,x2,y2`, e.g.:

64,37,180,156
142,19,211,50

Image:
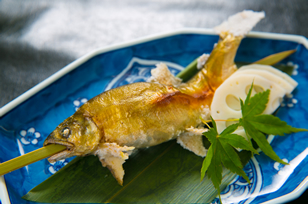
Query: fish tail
181,10,265,96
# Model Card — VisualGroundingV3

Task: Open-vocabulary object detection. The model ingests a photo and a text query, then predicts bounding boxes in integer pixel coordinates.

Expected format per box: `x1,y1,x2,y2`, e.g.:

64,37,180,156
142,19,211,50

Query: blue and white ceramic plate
0,29,307,204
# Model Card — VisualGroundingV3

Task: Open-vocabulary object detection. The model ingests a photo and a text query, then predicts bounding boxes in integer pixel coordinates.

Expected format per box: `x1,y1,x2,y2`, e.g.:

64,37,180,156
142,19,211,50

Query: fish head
44,113,102,162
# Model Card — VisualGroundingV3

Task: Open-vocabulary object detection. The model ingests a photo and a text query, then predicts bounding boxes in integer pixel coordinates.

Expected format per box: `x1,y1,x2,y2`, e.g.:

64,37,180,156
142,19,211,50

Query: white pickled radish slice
238,64,298,88
210,74,287,138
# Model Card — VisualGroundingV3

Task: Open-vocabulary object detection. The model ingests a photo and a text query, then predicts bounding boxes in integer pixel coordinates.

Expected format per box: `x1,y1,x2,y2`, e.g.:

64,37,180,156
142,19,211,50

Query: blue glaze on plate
0,32,307,204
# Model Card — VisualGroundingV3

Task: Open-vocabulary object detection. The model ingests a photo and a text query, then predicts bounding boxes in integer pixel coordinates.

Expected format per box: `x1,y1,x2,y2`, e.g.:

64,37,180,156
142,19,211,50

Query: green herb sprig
201,84,307,201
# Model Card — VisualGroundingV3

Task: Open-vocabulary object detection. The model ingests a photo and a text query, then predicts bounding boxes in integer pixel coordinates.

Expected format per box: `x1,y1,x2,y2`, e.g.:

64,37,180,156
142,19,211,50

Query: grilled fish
43,10,265,185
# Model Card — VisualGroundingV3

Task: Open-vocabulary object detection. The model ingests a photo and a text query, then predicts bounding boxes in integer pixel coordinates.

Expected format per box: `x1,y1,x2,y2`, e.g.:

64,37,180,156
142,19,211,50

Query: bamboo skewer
0,144,66,176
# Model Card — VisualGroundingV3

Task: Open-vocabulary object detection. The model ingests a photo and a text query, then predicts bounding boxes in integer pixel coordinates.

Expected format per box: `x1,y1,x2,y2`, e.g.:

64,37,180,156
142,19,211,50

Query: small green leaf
248,114,308,136
242,89,270,118
207,145,222,195
244,82,253,110
201,118,253,198
219,141,250,183
241,119,288,165
220,123,239,136
203,127,218,145
218,141,243,169
210,116,218,132
239,84,307,166
201,145,214,181
220,134,258,154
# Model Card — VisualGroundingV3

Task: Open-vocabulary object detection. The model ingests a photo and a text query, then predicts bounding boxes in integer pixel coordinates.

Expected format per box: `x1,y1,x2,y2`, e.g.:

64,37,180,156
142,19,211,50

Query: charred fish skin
44,11,265,185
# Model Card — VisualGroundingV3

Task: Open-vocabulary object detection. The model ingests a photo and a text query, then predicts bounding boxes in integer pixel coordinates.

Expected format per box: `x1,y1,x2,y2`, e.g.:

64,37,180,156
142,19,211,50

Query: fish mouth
43,138,74,149
43,139,75,162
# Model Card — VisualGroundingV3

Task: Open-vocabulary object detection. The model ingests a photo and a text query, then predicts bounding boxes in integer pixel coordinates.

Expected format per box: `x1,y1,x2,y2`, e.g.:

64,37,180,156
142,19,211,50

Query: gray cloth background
0,0,307,203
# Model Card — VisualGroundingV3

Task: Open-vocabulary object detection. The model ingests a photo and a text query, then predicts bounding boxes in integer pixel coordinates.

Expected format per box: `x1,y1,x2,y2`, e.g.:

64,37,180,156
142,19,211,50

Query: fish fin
100,156,125,185
177,127,208,157
214,10,265,37
95,143,135,185
206,10,265,90
148,63,182,86
180,11,265,95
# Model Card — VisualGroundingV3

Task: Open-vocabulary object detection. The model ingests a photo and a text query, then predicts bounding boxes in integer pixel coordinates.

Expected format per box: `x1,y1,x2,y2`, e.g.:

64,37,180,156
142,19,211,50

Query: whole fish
44,11,265,185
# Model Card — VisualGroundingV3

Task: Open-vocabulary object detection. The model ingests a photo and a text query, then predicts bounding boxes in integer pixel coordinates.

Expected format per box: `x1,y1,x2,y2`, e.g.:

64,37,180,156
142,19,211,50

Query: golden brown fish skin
79,82,213,148
178,33,241,97
44,112,102,162
44,81,213,162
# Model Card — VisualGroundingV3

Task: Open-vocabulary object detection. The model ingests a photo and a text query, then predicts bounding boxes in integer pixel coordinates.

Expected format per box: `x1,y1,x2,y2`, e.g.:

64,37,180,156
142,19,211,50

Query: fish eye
61,127,71,138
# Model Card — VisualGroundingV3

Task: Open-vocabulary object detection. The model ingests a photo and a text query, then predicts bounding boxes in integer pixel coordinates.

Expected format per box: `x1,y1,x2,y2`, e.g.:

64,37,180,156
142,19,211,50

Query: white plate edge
0,176,11,204
0,28,307,204
1,28,307,118
261,176,308,204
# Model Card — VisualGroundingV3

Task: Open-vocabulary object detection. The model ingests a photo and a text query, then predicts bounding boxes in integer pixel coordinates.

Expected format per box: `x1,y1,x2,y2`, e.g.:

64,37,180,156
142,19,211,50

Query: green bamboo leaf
252,49,296,65
273,64,294,76
177,49,296,82
23,140,237,203
235,62,295,76
176,58,199,81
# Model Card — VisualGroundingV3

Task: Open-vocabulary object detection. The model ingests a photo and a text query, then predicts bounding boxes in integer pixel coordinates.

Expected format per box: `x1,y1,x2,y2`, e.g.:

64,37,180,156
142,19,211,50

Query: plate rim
0,28,307,118
0,28,307,204
261,177,308,204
